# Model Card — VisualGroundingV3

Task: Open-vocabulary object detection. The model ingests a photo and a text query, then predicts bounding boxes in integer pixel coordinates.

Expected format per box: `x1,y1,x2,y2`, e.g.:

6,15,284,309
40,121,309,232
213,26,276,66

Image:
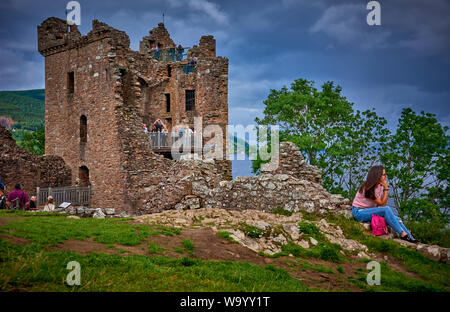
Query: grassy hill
0,209,449,292
0,89,45,142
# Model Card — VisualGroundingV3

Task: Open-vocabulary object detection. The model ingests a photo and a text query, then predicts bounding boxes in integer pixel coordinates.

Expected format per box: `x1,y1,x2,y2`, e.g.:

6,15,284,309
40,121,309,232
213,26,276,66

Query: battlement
37,17,130,57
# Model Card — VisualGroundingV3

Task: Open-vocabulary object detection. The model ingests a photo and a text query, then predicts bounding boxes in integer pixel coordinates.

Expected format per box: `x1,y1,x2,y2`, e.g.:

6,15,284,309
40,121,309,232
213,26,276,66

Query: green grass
181,239,195,256
0,240,310,292
239,223,264,238
348,261,446,292
279,241,344,263
0,211,448,292
0,211,179,247
298,221,325,241
173,246,184,254
148,243,166,255
337,266,345,274
154,225,181,237
217,231,238,243
296,260,334,274
326,214,450,288
405,220,450,248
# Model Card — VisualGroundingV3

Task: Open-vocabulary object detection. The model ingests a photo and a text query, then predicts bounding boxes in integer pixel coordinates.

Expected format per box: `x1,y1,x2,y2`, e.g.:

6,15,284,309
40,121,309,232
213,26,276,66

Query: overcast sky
0,0,449,131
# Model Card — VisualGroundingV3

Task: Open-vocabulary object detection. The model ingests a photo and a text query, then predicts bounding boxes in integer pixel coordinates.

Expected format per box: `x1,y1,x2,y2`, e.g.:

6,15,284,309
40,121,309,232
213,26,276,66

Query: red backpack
371,214,388,236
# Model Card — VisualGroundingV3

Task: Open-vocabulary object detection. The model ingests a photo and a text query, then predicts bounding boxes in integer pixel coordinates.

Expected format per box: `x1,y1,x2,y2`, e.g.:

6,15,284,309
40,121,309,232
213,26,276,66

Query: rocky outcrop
134,208,369,257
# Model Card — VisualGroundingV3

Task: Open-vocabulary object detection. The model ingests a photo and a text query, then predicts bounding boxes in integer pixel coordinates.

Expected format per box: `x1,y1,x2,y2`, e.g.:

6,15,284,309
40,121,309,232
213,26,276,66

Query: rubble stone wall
0,125,72,197
176,142,352,216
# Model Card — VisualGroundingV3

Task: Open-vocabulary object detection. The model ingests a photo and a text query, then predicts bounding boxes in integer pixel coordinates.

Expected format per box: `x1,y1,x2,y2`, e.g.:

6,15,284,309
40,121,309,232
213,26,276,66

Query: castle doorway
79,166,90,187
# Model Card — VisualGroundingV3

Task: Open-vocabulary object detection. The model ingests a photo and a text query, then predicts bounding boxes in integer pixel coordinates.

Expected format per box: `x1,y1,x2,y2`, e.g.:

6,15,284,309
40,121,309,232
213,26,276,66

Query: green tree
381,108,449,220
19,126,45,156
253,78,389,201
320,109,390,200
255,79,353,166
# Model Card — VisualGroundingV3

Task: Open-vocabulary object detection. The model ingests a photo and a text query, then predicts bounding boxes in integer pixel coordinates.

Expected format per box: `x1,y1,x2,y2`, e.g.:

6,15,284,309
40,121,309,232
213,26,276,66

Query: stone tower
38,17,230,214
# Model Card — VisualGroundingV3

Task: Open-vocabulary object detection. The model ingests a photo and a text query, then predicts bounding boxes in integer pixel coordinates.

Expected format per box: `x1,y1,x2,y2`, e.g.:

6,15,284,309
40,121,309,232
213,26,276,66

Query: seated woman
43,196,55,212
352,165,418,243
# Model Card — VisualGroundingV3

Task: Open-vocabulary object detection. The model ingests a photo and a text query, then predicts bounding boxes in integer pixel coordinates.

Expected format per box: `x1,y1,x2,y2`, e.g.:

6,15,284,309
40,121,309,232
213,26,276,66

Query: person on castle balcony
352,166,418,243
143,124,148,134
154,119,164,132
161,123,168,147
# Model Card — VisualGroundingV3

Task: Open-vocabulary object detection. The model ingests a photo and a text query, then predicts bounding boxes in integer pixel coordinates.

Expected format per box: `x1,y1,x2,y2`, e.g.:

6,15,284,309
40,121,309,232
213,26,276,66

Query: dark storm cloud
0,0,448,130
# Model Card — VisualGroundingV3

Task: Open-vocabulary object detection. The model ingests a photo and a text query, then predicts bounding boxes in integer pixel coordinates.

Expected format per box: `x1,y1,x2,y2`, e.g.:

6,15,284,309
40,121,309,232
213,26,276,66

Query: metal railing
37,186,91,207
147,132,203,150
151,48,188,62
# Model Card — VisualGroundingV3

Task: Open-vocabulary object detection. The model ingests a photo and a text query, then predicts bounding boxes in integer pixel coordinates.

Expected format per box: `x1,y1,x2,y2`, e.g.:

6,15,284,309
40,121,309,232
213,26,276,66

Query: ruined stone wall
261,142,323,184
175,142,352,217
0,125,71,197
139,22,175,53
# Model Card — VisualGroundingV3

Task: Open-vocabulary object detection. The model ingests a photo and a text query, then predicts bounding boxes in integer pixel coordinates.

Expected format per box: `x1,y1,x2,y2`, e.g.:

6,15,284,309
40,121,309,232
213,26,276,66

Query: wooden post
36,187,40,206
88,185,91,207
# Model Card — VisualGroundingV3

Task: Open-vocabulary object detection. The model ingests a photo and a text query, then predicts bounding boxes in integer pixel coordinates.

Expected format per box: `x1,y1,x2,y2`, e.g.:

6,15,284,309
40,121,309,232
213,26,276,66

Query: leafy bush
405,220,450,248
400,198,448,223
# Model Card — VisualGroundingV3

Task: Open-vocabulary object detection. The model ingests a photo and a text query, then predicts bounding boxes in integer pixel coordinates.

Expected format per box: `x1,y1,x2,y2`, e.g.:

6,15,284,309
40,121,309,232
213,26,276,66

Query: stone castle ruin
37,17,230,214
33,17,353,217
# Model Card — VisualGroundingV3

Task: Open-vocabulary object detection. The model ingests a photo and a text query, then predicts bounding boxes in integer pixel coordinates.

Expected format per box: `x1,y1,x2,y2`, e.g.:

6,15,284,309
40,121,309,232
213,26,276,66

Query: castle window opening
79,166,89,187
165,93,171,112
167,65,171,77
67,71,74,94
80,115,87,143
185,90,195,111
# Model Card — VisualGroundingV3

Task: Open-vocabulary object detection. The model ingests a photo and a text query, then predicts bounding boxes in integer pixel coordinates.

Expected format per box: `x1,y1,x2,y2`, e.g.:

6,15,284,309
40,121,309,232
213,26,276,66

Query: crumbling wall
0,125,71,197
139,22,175,53
175,142,352,216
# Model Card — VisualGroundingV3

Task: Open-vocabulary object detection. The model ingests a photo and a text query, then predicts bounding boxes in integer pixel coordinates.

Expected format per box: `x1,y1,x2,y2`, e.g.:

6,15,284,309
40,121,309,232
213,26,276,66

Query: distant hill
228,134,253,155
0,89,45,132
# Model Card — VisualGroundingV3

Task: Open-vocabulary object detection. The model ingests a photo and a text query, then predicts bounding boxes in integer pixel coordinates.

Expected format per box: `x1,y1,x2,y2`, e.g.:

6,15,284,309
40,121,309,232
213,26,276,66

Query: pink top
352,184,384,208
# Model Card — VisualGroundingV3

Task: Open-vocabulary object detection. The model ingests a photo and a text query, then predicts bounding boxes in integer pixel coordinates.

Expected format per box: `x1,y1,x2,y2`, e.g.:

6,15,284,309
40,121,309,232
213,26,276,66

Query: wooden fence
37,186,91,207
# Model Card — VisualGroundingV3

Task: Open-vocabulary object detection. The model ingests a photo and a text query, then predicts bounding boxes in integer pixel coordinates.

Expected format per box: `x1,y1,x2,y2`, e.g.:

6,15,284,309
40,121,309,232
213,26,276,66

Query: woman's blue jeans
352,206,413,237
